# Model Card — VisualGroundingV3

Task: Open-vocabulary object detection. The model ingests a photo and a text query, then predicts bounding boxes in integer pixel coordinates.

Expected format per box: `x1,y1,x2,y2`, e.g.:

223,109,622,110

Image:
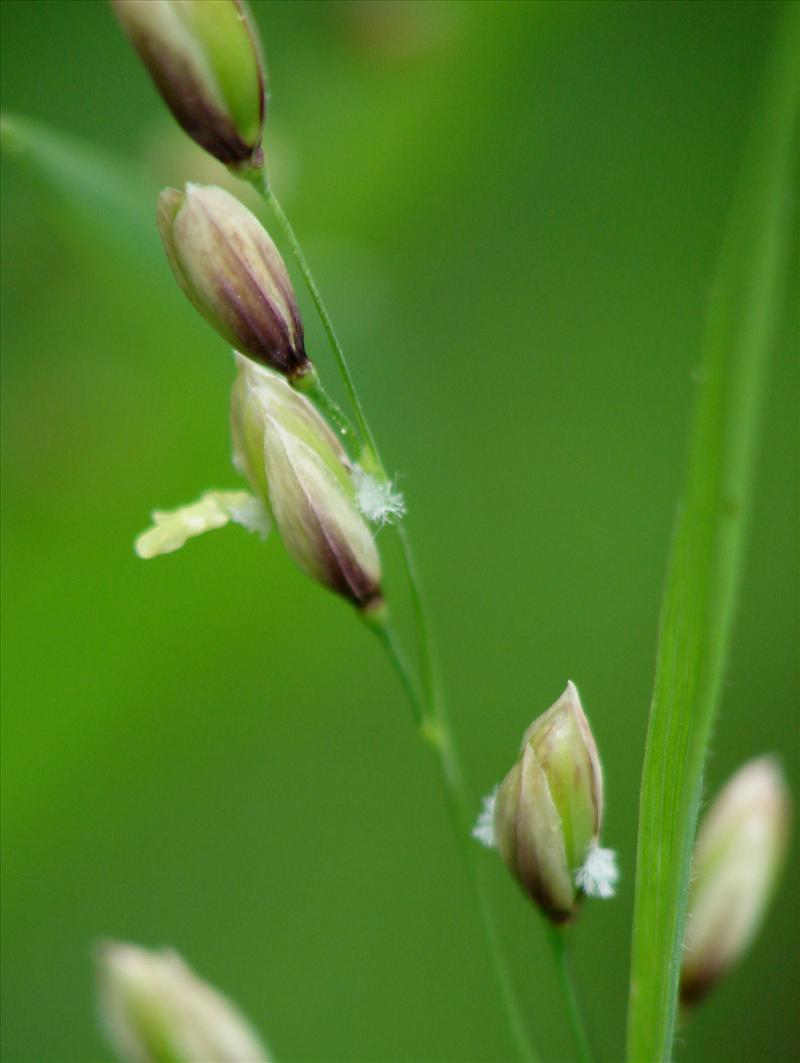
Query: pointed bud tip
560,679,588,720
737,753,787,793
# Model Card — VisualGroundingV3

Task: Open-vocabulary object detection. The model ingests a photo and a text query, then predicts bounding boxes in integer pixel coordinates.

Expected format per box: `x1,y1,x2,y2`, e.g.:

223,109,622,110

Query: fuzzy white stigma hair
472,787,499,849
353,468,406,526
575,843,619,899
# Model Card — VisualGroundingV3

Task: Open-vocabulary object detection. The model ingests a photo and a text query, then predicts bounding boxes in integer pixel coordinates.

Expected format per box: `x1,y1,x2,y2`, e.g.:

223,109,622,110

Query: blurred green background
1,2,797,1061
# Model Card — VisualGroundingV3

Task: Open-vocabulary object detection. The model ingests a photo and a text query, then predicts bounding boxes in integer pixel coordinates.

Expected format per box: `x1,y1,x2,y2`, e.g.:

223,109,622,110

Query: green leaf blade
1,111,155,261
626,6,799,1061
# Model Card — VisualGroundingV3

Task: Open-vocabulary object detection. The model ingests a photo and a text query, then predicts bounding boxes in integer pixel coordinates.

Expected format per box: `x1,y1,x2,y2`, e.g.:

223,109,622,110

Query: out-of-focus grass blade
626,7,799,1062
1,112,156,262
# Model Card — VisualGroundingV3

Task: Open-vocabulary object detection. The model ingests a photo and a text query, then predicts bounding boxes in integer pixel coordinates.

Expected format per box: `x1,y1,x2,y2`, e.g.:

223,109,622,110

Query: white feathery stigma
575,843,619,899
472,787,498,849
353,467,406,526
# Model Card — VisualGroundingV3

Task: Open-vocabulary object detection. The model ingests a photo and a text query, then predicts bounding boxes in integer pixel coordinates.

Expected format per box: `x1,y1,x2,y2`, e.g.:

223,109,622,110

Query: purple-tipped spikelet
112,0,266,171
158,184,310,378
231,355,383,610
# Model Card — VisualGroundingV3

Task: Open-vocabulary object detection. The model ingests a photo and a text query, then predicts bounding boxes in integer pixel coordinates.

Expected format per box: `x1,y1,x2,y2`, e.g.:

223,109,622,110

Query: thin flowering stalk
368,618,424,730
396,520,440,735
546,926,593,1063
241,165,540,1063
298,374,362,455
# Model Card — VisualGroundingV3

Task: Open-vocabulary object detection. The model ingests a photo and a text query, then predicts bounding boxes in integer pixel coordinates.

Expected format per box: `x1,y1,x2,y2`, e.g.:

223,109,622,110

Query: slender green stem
293,369,362,455
396,523,438,714
547,927,594,1063
368,559,540,1063
246,171,539,1063
626,8,799,1061
373,610,538,1062
366,617,425,731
